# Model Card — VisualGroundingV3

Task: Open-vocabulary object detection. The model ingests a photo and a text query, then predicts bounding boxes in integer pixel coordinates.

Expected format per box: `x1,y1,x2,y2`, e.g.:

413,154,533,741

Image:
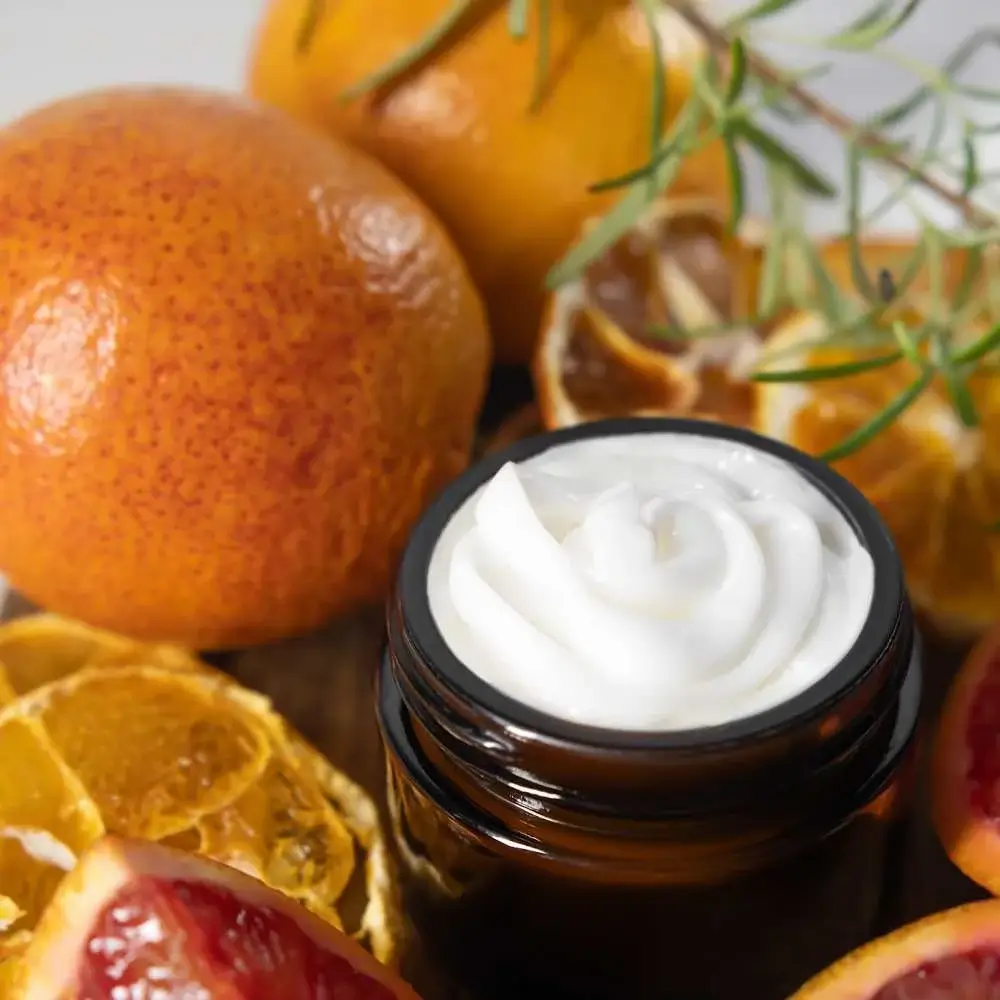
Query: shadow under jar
378,417,921,1000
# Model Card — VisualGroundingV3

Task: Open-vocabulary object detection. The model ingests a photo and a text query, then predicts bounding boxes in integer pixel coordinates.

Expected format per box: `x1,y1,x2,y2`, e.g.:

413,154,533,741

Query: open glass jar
378,417,921,1000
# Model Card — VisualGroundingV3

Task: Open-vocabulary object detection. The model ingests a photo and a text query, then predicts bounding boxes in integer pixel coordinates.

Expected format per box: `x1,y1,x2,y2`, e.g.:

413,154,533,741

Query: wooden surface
0,592,988,996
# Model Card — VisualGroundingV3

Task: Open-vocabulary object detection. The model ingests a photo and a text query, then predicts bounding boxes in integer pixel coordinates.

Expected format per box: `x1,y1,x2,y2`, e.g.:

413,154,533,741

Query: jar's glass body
380,418,922,1000
380,649,919,999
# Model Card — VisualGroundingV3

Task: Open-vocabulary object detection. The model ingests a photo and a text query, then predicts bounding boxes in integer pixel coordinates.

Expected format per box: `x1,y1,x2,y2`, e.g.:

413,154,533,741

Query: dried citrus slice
0,898,22,933
0,614,199,700
195,736,356,928
0,930,29,996
755,309,1000,636
0,672,14,708
534,197,763,430
0,715,104,933
932,622,1000,892
11,837,422,1000
289,734,402,968
819,237,978,315
0,666,272,841
790,899,1000,999
0,931,30,958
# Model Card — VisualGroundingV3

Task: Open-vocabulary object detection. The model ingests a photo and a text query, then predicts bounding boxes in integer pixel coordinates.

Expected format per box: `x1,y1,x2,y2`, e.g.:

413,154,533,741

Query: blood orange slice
791,900,1000,999
932,624,1000,891
9,836,421,1000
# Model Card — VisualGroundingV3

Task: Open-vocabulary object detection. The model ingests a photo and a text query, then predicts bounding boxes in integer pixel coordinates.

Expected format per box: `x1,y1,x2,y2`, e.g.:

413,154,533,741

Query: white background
0,0,997,235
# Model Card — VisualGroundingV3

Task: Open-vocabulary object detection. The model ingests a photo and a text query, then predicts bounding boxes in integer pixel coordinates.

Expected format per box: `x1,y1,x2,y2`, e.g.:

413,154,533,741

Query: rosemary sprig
299,0,1000,462
820,370,934,462
337,0,474,102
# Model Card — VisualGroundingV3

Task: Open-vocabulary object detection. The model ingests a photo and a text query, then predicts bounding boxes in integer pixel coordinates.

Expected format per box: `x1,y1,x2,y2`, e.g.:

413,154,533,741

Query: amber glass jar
378,417,921,1000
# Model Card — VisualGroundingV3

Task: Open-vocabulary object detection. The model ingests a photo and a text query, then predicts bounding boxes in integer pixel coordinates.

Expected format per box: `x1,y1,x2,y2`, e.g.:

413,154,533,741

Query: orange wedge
534,197,764,431
8,837,420,1000
0,666,273,841
756,310,1000,636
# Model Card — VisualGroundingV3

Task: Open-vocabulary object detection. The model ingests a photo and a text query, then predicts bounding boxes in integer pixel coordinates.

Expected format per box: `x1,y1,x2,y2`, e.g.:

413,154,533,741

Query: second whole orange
0,87,490,649
247,0,728,365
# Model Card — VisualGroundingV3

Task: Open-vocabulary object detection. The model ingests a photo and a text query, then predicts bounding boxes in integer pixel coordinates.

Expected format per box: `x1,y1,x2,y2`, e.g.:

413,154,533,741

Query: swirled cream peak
427,433,875,731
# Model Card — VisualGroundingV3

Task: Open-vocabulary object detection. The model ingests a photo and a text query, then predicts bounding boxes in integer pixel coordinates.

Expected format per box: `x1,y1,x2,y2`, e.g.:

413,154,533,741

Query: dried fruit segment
0,715,104,932
197,739,356,926
757,310,1000,636
292,734,402,966
0,617,401,969
0,614,198,697
0,671,14,708
0,897,21,933
3,667,272,841
534,198,763,431
0,929,29,995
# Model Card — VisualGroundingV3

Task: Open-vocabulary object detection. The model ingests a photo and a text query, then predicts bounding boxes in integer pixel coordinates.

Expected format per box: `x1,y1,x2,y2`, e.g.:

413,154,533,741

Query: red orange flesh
932,624,1000,894
791,900,1000,1000
12,837,421,1000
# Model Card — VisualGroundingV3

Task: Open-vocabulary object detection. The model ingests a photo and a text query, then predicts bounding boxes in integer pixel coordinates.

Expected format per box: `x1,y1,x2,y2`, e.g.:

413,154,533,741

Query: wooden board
0,589,988,998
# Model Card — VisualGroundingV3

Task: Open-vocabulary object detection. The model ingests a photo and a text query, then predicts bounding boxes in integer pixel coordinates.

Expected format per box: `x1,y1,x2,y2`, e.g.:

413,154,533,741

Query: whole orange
0,87,489,649
247,0,727,365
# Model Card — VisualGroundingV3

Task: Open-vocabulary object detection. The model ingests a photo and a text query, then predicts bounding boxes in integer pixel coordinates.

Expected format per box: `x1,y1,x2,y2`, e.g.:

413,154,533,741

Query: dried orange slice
0,623,401,966
756,310,1000,636
0,715,103,934
0,614,198,701
0,930,29,995
534,197,763,430
0,666,272,841
819,237,979,314
195,736,356,929
0,898,22,933
290,735,402,967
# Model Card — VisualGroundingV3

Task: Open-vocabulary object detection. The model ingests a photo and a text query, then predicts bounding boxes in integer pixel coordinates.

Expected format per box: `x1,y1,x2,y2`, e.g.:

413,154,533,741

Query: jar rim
396,416,904,752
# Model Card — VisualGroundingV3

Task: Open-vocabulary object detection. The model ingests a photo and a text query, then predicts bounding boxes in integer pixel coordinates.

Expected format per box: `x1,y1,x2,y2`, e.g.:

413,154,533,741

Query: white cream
427,433,875,731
